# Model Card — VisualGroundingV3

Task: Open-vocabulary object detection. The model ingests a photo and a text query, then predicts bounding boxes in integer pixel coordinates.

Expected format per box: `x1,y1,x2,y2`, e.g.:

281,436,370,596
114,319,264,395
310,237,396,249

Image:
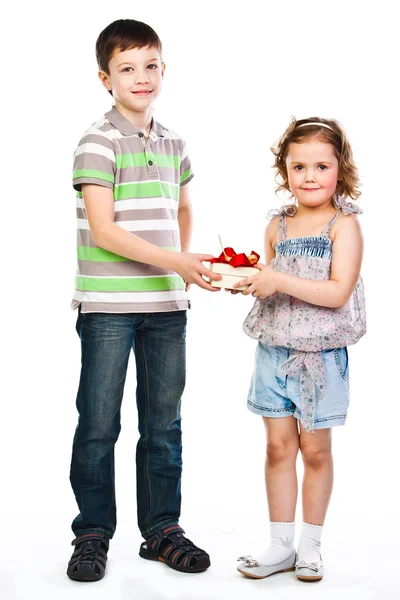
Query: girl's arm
228,218,278,295
237,215,363,308
264,218,278,265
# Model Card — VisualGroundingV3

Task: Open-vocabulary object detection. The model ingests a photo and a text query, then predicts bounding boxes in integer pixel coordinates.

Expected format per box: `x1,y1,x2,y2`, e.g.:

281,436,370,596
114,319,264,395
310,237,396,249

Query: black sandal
139,525,210,573
67,533,109,581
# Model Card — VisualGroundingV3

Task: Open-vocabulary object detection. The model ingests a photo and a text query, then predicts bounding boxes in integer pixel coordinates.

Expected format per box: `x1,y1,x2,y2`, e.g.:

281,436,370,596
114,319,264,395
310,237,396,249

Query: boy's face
99,46,165,115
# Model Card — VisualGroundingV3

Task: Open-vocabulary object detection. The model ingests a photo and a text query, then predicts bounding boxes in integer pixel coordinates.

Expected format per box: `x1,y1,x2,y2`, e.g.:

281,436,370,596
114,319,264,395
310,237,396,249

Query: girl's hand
233,263,279,298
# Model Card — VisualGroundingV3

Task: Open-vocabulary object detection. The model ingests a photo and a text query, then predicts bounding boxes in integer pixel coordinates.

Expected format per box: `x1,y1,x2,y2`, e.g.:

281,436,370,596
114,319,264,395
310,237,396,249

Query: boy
67,19,220,582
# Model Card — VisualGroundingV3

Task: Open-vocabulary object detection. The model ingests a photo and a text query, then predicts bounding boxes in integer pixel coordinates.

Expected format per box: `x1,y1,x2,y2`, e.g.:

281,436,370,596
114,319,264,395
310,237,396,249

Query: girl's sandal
295,558,324,581
139,525,210,573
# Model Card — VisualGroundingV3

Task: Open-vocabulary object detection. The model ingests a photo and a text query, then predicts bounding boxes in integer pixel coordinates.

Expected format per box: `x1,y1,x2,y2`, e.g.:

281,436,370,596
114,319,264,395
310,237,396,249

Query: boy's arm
237,215,363,308
178,183,192,253
82,184,220,291
178,183,193,291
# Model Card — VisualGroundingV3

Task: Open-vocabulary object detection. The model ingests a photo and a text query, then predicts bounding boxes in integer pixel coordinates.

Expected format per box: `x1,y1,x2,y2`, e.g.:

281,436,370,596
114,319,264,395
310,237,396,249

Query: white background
2,0,399,598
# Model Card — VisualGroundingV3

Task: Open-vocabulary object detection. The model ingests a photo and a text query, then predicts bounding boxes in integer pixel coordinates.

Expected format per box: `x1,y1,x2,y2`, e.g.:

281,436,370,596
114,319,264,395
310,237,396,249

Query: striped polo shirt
71,106,193,313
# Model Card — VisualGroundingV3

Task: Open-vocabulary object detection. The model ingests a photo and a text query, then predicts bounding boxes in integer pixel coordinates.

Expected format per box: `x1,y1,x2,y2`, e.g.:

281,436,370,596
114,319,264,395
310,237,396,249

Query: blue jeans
70,309,187,539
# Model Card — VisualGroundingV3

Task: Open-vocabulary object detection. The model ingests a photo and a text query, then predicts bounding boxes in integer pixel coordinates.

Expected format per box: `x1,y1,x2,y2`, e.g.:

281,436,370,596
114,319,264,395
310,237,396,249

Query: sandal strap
71,533,107,546
147,525,185,552
69,534,109,569
146,525,208,568
170,549,186,564
162,543,175,557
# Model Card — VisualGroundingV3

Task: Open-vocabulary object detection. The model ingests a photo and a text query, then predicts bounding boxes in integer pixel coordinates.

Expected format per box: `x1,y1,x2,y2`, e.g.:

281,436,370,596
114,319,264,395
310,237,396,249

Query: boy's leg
134,310,187,537
70,311,134,540
134,310,210,572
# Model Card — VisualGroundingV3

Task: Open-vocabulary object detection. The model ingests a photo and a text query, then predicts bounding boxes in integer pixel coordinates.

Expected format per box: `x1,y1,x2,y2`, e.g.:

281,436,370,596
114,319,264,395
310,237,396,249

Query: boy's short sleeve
72,132,116,192
179,141,194,187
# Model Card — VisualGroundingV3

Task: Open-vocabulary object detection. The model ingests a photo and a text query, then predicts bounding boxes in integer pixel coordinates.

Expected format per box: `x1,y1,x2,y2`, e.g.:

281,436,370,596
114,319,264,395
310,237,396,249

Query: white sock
297,522,323,565
258,522,295,564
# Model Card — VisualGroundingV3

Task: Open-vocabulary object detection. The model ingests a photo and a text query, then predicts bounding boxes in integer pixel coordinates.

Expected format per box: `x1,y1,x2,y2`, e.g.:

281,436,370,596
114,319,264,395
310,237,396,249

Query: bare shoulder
331,213,363,243
265,216,280,248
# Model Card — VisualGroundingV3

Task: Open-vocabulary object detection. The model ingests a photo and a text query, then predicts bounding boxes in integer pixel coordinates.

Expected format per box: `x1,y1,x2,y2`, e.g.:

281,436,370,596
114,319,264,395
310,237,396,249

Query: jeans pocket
334,347,349,381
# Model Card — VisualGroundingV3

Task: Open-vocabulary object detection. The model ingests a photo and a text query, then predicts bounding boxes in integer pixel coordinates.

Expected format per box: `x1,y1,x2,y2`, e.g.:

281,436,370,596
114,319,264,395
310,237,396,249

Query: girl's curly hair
271,116,361,200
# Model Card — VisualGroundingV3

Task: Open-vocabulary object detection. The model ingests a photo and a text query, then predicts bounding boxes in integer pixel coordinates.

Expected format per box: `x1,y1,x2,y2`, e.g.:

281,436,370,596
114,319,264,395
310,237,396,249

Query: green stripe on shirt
73,169,115,183
180,168,193,184
77,246,130,262
77,246,180,262
75,275,185,292
114,181,179,201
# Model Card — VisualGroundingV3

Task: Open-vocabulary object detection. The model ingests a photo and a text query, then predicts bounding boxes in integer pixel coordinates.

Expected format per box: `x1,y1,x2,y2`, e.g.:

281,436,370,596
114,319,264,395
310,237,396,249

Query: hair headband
297,122,334,131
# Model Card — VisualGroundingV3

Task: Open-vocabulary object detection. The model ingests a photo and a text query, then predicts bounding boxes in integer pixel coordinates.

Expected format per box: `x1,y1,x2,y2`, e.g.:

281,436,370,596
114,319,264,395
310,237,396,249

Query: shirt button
138,132,144,138
148,160,153,166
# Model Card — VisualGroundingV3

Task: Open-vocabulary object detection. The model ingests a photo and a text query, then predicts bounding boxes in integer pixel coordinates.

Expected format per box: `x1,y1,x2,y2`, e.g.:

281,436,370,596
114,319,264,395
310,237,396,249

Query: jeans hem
247,400,295,418
72,527,112,540
294,410,347,429
141,519,179,539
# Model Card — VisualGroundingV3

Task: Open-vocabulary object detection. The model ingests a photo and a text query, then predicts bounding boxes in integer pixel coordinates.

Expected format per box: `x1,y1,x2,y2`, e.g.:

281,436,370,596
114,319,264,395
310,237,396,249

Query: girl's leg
263,415,300,522
299,427,333,525
258,416,299,564
237,416,300,577
296,426,333,574
238,343,301,577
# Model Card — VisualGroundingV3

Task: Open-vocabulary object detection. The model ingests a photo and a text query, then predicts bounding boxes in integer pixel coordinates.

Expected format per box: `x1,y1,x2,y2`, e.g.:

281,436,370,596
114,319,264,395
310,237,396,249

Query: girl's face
286,139,340,208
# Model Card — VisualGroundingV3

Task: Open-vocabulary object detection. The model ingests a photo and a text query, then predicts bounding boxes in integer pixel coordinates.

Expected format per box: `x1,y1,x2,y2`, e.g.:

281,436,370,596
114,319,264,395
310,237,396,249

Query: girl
235,117,366,582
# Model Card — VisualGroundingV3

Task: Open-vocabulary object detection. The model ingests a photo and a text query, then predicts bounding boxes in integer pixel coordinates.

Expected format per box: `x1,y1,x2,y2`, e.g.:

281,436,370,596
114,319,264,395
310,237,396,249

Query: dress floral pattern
243,200,366,432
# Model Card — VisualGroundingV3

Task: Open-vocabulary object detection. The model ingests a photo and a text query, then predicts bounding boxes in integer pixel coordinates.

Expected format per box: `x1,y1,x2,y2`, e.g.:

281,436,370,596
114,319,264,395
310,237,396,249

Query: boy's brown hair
271,117,361,200
96,19,162,74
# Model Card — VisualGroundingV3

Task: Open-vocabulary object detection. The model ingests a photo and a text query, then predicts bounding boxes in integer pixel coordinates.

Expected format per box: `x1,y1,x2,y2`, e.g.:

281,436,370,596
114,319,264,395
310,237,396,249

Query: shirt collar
105,106,165,139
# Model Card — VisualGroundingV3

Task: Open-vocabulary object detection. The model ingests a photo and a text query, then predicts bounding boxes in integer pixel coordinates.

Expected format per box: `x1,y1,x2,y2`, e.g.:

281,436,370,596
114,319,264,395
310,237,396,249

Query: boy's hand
174,253,222,291
233,264,279,298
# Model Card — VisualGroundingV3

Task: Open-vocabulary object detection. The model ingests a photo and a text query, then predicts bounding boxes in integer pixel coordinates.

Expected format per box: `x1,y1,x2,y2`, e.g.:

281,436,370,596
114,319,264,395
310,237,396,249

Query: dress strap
276,215,287,242
320,211,341,238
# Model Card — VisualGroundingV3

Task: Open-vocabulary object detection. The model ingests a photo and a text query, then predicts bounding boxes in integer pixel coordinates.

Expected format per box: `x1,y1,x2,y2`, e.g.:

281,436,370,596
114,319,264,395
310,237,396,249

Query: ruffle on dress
267,195,363,221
